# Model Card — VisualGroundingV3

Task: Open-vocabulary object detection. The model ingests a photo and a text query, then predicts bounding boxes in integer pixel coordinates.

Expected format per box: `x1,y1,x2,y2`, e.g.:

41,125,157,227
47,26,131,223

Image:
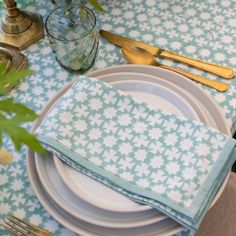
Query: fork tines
4,214,37,235
3,214,51,236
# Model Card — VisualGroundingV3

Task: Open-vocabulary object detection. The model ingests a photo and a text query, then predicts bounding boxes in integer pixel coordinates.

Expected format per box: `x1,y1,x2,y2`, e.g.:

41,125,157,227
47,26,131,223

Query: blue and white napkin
35,76,236,232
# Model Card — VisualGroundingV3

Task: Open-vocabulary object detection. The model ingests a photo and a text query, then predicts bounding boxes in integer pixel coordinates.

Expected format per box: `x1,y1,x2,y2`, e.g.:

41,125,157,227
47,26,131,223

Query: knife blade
99,30,235,79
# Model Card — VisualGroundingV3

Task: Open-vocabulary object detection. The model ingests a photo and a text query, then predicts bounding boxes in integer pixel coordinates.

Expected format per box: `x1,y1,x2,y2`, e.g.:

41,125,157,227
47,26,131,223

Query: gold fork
3,214,53,236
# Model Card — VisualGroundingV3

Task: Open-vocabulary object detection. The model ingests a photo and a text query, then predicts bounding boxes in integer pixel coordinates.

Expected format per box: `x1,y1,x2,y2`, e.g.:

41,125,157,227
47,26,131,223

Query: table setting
1,0,236,236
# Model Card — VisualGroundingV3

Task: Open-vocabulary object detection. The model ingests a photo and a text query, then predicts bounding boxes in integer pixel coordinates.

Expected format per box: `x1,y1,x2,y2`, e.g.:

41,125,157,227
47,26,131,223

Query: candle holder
0,0,45,50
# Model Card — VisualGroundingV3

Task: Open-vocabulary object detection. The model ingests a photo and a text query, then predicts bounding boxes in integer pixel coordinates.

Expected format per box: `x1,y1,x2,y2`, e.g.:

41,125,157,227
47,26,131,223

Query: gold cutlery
100,30,235,79
121,46,229,92
3,214,53,236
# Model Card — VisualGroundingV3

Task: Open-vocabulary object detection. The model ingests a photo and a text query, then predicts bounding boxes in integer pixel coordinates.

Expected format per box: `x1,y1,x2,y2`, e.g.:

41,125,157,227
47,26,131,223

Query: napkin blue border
38,135,236,230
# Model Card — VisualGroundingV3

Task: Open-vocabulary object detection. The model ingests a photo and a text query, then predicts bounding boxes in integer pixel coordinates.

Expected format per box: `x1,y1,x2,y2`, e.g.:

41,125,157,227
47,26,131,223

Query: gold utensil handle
159,64,229,92
161,50,235,79
100,30,235,79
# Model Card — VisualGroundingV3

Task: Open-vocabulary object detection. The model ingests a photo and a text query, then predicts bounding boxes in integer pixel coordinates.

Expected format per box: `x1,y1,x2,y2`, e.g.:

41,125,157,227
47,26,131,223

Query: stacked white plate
27,65,230,236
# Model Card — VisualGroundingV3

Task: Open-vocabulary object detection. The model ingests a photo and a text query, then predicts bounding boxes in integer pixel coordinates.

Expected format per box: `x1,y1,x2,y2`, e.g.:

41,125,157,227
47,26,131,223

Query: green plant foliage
0,64,45,154
79,0,105,20
0,64,33,95
88,0,105,12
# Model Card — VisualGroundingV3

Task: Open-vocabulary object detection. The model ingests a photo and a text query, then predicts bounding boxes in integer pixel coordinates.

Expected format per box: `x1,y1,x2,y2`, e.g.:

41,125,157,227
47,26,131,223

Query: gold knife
100,30,235,79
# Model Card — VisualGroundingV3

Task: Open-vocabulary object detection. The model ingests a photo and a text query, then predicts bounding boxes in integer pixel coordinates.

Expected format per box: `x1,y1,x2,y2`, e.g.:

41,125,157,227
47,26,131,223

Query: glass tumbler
45,5,99,72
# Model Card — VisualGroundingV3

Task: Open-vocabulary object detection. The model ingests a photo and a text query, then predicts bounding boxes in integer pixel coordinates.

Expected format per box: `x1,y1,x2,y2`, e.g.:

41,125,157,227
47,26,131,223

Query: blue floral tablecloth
0,0,236,235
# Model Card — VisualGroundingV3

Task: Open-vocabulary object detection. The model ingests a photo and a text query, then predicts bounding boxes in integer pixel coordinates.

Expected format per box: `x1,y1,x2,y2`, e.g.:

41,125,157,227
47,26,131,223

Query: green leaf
0,65,44,154
0,65,32,95
0,69,32,86
0,113,44,153
88,0,105,12
11,114,38,124
0,63,6,74
0,86,8,96
21,133,45,154
0,98,37,117
0,127,2,146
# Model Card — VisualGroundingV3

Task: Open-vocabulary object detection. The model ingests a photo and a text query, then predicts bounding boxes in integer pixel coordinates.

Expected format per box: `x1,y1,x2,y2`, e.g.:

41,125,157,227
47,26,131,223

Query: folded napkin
36,76,236,232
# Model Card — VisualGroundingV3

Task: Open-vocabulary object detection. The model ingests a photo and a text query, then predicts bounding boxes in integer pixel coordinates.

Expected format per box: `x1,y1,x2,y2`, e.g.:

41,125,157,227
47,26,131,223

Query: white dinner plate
53,77,200,214
36,151,168,228
27,65,230,235
28,150,183,235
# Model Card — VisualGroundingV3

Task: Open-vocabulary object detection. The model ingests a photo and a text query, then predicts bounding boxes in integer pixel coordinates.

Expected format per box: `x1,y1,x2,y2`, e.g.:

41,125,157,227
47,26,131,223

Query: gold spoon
121,46,229,92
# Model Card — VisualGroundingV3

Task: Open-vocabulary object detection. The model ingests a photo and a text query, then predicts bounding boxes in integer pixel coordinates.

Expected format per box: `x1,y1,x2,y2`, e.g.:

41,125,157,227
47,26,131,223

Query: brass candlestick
0,0,45,50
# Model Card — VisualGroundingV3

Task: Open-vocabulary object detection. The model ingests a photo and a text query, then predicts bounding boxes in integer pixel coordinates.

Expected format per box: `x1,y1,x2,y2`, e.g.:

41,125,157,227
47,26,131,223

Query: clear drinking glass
45,5,99,72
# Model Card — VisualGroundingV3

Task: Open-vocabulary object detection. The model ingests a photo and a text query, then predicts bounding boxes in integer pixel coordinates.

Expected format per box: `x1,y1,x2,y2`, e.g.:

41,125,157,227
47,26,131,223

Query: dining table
0,0,236,235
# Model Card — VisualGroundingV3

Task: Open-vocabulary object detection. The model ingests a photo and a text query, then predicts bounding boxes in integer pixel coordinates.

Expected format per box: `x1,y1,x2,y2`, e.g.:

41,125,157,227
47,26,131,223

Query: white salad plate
27,65,230,235
53,76,200,214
